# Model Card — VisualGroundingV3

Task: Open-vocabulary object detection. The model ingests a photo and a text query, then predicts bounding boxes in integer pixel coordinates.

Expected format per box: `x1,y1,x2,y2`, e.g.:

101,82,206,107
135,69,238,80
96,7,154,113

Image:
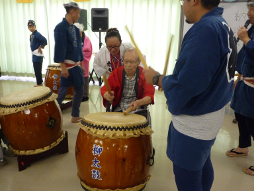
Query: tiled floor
0,79,254,191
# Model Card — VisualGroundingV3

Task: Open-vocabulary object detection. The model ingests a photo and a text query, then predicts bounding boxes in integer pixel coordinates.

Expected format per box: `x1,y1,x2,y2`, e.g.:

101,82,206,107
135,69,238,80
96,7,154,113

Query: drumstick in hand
159,35,173,91
125,26,148,69
123,106,134,115
103,75,113,96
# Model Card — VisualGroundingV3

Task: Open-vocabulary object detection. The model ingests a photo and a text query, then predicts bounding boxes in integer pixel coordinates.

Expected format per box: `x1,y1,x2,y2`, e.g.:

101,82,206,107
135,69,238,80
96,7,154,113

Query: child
28,20,47,86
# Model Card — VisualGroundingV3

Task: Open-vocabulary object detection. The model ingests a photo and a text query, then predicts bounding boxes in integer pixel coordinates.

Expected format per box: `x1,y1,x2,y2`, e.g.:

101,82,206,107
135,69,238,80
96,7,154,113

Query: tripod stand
89,31,103,86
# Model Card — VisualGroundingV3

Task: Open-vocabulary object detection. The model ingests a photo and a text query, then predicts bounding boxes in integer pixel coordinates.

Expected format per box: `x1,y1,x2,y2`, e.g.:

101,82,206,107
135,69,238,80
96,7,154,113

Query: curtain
0,0,181,77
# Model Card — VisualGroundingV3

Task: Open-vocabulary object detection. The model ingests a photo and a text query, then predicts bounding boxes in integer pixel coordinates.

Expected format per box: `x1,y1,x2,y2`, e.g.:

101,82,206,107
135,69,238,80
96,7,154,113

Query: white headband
247,2,254,6
63,2,80,9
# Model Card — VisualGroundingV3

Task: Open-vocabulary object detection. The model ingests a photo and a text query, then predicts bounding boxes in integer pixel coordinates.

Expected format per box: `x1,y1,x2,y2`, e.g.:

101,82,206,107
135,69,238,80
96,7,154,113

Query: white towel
32,49,44,57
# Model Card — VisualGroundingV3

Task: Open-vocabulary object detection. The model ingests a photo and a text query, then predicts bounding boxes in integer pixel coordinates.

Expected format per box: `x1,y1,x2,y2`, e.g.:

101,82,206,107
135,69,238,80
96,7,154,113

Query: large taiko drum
45,64,74,98
0,87,65,155
75,112,154,191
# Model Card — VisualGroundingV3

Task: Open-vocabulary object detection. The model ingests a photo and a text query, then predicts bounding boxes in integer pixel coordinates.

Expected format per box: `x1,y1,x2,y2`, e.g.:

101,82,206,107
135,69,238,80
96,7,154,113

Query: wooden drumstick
103,75,113,96
159,35,174,91
125,26,148,69
123,106,134,115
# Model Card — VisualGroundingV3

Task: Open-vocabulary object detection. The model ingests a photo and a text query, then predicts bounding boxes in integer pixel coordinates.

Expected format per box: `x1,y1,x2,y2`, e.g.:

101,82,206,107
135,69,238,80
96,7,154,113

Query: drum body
75,112,153,191
45,64,74,98
45,64,61,94
0,87,64,155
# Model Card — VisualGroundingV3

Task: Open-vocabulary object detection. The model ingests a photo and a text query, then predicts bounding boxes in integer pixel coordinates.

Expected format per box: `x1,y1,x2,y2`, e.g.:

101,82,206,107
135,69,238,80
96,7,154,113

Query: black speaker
78,9,87,31
91,8,109,32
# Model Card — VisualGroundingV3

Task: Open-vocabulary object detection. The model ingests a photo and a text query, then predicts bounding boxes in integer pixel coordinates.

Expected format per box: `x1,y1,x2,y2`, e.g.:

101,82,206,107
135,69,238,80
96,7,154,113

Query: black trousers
235,112,254,148
33,62,43,85
83,76,89,97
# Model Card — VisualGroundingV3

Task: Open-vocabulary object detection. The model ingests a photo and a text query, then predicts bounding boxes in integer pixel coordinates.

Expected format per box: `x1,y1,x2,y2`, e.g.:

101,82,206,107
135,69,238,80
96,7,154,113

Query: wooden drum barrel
0,87,65,155
45,64,61,94
75,112,154,191
45,64,74,98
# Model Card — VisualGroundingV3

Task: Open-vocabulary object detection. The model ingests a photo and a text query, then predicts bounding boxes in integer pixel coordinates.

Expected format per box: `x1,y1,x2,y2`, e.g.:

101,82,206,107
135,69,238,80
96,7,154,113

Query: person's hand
81,64,86,75
234,81,238,90
238,26,251,45
61,67,69,78
142,66,159,85
38,47,43,54
106,71,111,75
129,100,140,111
103,91,114,102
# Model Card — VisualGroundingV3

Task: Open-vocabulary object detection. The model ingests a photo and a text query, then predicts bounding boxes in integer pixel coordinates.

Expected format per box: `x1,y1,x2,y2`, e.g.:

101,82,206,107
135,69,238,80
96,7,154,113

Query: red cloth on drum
101,66,155,108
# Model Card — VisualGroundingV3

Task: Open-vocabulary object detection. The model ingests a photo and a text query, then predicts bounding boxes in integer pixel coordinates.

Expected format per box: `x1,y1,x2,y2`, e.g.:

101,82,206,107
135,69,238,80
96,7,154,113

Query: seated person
101,48,155,117
0,117,15,166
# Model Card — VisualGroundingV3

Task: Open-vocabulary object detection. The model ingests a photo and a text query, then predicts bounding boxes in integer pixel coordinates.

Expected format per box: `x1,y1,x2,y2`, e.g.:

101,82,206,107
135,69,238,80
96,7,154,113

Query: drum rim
82,112,147,127
46,64,61,70
10,131,65,155
78,175,151,191
77,112,153,139
80,119,149,131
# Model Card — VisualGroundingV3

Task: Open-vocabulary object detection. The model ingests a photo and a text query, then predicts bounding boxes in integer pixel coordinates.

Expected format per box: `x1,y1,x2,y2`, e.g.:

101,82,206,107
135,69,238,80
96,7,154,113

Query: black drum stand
17,131,69,171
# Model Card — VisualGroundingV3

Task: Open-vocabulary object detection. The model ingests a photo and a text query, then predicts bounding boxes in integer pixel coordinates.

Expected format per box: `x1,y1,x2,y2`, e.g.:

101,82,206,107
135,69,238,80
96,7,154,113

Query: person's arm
60,62,69,78
37,32,47,54
129,96,152,111
234,73,241,89
100,71,117,107
80,62,86,75
93,49,107,77
238,26,251,46
142,67,164,88
243,42,254,66
54,26,67,64
103,91,115,102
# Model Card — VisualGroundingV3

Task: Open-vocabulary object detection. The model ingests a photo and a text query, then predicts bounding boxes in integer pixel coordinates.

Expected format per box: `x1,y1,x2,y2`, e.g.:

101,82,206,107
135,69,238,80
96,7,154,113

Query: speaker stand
89,69,103,86
88,31,103,86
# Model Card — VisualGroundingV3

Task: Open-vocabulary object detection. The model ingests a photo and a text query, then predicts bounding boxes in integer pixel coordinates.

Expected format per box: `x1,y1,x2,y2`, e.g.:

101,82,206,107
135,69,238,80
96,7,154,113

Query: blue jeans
57,85,84,117
173,154,214,191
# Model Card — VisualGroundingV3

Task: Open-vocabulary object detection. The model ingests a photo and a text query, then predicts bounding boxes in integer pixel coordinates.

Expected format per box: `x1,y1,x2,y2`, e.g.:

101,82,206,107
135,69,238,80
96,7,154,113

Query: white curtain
0,0,49,77
0,0,181,77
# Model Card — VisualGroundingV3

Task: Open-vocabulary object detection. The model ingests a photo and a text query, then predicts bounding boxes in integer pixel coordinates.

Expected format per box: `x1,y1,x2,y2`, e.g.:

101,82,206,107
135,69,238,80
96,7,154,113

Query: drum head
84,112,146,127
0,87,57,115
79,112,153,139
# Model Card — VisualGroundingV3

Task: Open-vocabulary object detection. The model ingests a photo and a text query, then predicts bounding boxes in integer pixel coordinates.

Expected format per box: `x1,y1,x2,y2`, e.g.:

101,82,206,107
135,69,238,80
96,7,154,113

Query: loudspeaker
91,8,109,32
78,9,87,31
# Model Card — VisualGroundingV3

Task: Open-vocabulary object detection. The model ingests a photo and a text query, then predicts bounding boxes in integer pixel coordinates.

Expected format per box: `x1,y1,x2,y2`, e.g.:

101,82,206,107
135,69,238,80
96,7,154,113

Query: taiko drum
75,112,153,191
0,87,64,155
45,64,74,98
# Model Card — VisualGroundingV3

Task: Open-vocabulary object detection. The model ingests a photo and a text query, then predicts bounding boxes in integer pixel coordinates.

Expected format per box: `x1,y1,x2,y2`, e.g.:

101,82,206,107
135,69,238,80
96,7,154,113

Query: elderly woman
101,48,154,117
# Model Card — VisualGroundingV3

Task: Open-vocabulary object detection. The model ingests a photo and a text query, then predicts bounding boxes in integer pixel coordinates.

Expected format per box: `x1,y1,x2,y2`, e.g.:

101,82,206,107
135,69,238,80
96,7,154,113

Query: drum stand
17,131,69,171
60,99,73,111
